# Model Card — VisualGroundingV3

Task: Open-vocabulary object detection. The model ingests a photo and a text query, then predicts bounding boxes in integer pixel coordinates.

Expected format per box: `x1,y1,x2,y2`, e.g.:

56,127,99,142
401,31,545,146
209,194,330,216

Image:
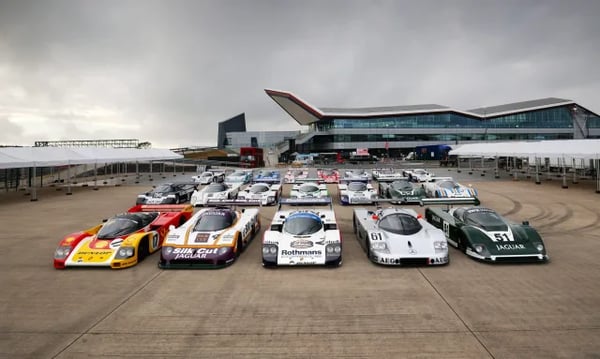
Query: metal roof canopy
450,139,600,160
0,147,183,169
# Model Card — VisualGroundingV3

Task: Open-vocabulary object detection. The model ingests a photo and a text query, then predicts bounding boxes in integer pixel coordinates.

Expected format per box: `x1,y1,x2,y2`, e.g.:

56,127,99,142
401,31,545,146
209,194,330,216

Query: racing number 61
442,222,450,238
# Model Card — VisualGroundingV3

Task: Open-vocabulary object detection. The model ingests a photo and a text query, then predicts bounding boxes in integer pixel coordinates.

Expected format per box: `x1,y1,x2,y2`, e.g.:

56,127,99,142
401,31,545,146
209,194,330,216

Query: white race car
236,182,282,206
372,168,405,182
190,182,243,206
224,170,253,185
353,206,448,266
342,169,371,183
338,181,378,205
262,198,342,267
191,171,225,185
290,182,329,199
422,177,478,198
402,168,434,182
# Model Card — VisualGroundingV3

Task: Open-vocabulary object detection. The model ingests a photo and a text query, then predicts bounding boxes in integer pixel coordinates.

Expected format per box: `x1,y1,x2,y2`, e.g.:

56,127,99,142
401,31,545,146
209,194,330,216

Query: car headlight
116,247,135,259
535,243,544,252
267,196,275,202
54,245,72,259
163,246,174,255
434,241,447,251
218,247,229,255
263,245,278,256
334,246,341,254
326,246,334,253
474,244,485,253
269,246,277,254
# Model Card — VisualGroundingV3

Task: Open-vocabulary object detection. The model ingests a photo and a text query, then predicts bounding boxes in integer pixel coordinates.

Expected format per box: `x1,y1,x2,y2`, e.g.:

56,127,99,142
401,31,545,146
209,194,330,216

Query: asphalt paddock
1,176,599,358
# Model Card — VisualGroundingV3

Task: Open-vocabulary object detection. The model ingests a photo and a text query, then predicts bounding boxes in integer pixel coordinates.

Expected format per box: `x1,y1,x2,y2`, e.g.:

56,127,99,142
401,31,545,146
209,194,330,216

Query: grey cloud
0,0,599,148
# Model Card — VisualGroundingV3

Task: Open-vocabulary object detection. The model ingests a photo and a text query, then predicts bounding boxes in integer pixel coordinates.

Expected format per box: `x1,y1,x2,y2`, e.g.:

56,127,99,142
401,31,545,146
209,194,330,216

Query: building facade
217,113,247,149
265,89,600,157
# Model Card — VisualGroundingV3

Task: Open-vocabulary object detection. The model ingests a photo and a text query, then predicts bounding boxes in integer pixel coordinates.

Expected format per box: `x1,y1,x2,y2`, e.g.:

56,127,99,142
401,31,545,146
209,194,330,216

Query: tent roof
449,139,600,160
0,147,183,169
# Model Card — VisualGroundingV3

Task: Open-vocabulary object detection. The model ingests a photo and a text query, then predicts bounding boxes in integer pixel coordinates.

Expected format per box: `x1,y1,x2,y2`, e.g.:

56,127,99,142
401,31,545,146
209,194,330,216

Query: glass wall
331,133,572,143
316,107,574,131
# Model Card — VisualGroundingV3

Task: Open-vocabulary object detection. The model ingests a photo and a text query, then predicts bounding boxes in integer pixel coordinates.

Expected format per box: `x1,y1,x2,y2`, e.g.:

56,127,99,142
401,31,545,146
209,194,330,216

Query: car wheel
352,214,358,234
458,233,467,253
235,234,242,257
138,238,149,261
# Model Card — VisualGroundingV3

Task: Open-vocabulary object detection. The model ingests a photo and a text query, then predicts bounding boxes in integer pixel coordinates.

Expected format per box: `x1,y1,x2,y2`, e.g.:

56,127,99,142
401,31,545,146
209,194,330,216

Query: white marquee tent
449,139,600,160
0,147,182,169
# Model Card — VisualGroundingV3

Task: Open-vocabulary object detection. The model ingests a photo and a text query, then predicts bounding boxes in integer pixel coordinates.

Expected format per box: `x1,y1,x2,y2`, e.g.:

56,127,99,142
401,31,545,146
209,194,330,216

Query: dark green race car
425,206,548,263
378,179,426,204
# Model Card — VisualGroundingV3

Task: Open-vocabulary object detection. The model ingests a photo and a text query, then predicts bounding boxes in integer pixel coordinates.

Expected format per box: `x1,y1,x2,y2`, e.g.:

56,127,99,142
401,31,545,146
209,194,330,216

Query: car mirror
522,220,530,226
102,218,108,223
169,225,175,230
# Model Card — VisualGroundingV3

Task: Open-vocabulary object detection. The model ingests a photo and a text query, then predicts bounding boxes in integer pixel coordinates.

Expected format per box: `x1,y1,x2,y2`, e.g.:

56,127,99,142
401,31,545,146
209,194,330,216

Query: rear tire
235,234,242,257
458,233,467,253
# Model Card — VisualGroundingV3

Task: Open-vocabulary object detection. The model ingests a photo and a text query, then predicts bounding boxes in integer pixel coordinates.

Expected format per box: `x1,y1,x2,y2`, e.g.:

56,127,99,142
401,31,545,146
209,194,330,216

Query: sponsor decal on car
195,233,210,243
280,249,323,256
496,243,525,250
172,247,220,259
290,239,313,249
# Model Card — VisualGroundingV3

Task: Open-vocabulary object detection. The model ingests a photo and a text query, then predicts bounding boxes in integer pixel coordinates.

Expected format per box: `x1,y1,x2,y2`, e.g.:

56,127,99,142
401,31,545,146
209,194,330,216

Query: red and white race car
317,169,340,183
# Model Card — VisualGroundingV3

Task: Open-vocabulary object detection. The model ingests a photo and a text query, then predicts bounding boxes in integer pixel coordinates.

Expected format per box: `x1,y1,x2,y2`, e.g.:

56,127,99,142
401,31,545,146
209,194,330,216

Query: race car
317,168,340,183
289,181,329,199
53,204,194,269
159,204,260,268
190,182,243,206
341,169,371,183
224,170,253,185
425,206,549,263
402,168,434,182
338,181,378,205
236,182,282,205
353,206,448,266
253,169,281,183
262,198,342,267
422,177,478,198
372,168,405,182
191,171,225,185
378,179,426,204
284,168,309,183
136,183,197,205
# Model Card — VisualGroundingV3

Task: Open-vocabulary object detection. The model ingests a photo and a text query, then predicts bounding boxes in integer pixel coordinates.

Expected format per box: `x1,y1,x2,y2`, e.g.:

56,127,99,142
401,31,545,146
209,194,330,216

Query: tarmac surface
1,167,599,358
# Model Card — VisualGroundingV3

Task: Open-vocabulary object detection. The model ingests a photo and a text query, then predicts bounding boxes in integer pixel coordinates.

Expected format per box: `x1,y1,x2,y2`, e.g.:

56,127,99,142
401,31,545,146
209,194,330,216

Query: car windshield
415,169,426,175
258,171,274,177
98,213,158,239
250,184,269,194
439,181,460,190
378,213,422,236
153,184,174,193
283,214,323,235
205,183,227,193
464,209,508,230
193,211,235,231
299,184,319,193
201,172,212,177
348,182,367,191
321,170,334,176
392,181,413,191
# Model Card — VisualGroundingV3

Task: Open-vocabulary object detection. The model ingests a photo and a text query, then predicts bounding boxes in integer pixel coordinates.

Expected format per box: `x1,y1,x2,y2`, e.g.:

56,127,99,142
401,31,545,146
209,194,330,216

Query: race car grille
400,258,430,266
493,255,543,263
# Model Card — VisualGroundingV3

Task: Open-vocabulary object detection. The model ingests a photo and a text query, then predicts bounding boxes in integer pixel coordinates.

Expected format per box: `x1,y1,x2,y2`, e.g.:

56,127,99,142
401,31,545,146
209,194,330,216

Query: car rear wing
419,197,480,207
427,176,454,182
340,177,370,184
278,197,332,209
206,199,263,207
252,177,283,184
128,204,194,213
374,176,409,182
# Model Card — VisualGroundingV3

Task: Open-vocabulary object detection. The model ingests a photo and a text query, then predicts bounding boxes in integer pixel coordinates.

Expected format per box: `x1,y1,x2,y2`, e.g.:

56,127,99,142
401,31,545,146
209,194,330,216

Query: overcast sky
1,0,599,149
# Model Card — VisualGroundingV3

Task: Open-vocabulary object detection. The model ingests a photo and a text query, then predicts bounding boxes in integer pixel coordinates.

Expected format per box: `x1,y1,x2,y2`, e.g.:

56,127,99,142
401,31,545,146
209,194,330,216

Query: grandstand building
265,89,600,157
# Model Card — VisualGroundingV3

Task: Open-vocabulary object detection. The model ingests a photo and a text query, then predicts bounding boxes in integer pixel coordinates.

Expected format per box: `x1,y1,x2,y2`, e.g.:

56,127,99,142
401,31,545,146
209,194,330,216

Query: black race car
378,179,426,204
136,183,197,205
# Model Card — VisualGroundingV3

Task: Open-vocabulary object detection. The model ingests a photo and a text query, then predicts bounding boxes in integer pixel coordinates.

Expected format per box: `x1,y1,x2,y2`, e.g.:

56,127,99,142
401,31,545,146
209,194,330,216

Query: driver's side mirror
522,220,530,226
